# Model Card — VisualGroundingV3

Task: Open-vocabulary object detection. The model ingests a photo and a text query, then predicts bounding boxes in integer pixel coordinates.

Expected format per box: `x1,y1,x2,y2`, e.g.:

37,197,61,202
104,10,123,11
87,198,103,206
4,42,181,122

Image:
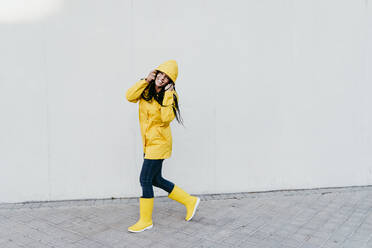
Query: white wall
1,0,371,203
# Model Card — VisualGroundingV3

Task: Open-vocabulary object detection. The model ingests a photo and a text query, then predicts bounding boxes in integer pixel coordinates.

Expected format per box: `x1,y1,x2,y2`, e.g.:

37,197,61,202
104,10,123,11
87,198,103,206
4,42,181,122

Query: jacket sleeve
160,90,178,124
125,79,149,103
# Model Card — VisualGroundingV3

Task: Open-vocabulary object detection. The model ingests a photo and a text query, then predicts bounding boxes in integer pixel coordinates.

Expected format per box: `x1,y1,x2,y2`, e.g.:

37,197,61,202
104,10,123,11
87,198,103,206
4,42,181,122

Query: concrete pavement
1,186,372,248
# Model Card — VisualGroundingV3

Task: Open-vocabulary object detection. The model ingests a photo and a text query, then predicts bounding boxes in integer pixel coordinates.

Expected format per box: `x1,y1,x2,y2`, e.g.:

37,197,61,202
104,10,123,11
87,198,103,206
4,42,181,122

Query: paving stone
1,186,372,247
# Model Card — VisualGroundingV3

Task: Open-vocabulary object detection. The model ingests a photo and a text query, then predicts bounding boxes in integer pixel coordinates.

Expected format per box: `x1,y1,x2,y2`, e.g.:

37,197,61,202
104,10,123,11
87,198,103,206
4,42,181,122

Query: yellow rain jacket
126,60,179,159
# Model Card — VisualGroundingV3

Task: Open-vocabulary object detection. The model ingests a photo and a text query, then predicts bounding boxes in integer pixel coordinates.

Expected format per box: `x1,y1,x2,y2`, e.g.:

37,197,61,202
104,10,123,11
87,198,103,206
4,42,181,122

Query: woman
125,60,200,233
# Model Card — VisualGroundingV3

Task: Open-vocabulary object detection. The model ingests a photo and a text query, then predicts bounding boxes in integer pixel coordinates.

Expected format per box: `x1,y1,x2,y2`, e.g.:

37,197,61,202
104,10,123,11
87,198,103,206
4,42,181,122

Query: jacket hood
155,60,178,84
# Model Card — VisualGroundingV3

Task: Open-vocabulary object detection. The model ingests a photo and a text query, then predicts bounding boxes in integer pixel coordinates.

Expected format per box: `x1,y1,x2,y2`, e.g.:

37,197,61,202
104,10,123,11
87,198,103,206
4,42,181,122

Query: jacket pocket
156,126,167,141
146,126,163,145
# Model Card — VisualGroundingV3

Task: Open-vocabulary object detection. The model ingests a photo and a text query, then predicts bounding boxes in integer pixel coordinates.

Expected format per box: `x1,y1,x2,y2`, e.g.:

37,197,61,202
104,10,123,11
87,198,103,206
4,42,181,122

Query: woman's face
155,71,171,88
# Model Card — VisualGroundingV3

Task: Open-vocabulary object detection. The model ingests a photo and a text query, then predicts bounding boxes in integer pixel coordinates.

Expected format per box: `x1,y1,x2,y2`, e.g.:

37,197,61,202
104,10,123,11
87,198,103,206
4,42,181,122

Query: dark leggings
140,158,175,198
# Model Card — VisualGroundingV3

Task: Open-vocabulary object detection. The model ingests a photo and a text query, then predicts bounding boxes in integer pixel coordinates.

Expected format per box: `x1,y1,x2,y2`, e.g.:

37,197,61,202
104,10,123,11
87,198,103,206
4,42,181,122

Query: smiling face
155,71,171,88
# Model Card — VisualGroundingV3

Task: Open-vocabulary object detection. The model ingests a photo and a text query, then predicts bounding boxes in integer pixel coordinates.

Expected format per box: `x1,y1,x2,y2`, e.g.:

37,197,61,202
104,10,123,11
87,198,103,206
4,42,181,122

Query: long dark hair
141,71,184,126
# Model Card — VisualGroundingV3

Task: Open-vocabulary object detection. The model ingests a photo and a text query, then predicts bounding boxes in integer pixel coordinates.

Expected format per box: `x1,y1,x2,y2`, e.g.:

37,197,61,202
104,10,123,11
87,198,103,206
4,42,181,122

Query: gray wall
1,0,371,203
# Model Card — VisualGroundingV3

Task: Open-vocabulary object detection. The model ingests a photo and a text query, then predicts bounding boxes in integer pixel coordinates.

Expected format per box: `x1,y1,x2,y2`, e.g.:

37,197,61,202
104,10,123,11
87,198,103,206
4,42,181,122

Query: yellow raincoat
126,60,179,159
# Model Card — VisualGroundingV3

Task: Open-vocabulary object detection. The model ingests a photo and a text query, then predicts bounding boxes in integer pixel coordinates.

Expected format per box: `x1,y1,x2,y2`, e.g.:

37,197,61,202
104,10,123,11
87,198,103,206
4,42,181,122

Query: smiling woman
155,71,174,91
125,60,200,233
0,0,63,23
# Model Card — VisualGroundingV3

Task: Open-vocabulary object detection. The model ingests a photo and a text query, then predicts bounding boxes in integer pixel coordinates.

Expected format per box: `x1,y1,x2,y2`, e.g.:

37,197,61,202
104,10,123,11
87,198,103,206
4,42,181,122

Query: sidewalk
1,186,372,248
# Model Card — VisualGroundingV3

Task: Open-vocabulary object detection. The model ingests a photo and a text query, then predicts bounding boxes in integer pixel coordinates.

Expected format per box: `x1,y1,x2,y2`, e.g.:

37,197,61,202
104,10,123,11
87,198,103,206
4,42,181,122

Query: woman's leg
139,159,163,198
152,161,175,194
128,158,157,233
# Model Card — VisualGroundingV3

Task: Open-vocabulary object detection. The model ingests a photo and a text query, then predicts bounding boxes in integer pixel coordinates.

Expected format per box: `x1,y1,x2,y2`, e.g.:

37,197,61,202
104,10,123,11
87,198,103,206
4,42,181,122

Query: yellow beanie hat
156,60,178,84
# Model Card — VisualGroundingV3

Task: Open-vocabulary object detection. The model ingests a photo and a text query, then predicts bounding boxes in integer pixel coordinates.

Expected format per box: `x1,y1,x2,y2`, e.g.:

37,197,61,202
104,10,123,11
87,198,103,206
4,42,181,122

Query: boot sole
186,197,200,221
127,224,153,233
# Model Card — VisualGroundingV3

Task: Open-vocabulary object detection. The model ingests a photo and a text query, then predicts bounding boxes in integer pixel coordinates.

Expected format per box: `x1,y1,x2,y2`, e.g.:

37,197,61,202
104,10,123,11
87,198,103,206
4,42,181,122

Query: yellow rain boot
168,185,200,221
128,197,154,233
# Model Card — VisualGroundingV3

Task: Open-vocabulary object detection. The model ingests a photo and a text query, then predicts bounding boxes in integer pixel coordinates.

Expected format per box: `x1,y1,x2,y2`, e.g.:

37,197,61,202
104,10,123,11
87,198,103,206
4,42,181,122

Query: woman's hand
145,70,157,83
164,83,174,91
